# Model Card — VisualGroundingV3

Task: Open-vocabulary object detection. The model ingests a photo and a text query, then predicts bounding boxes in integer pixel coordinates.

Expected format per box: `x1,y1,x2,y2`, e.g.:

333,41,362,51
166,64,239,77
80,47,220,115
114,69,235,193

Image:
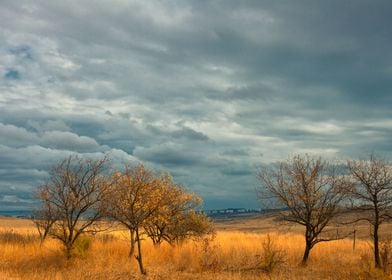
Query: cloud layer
1,0,392,210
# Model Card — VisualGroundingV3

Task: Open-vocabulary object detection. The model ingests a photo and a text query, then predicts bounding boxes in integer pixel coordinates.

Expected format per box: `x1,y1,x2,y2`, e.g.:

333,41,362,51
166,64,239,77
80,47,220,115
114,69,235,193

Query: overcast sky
1,1,392,211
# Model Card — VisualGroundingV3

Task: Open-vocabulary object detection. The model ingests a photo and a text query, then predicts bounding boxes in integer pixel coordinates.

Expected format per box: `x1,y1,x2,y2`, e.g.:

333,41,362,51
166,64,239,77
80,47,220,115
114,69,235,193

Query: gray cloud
40,131,103,152
134,143,203,167
1,0,392,210
171,127,209,141
0,123,38,147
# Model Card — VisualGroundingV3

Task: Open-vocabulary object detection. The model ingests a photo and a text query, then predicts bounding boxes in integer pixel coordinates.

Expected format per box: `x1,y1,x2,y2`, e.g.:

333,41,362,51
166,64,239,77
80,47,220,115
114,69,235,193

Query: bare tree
32,201,58,245
347,154,392,268
257,154,347,265
35,155,109,258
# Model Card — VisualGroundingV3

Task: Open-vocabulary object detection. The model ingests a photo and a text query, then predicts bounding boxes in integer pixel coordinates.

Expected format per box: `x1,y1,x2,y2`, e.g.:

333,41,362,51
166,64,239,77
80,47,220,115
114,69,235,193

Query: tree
32,200,58,245
347,154,392,268
34,155,109,259
143,182,213,246
107,164,165,275
257,154,347,265
107,165,213,274
161,210,213,244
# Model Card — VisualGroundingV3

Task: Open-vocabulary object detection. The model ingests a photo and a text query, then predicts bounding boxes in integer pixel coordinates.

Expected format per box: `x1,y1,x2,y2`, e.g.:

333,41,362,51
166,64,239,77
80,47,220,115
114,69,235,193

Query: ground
0,213,390,279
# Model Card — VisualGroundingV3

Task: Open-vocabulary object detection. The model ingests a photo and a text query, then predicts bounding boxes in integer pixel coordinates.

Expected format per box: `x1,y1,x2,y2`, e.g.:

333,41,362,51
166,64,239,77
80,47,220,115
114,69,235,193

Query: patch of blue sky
4,68,20,80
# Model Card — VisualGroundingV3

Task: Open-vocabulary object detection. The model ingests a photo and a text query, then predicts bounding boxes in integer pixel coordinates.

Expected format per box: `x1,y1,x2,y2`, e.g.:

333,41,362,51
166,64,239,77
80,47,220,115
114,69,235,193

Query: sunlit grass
0,220,388,279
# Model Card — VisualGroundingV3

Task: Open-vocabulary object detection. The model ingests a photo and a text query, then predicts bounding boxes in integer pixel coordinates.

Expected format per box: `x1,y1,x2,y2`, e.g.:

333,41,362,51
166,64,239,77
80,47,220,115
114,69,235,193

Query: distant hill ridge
0,210,33,218
0,208,277,218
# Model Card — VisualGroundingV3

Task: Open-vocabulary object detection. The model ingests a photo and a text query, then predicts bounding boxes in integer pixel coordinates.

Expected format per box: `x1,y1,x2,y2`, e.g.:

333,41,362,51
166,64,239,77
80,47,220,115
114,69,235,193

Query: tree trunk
129,230,135,258
374,223,381,268
301,245,311,265
135,228,146,274
301,238,312,266
65,243,72,260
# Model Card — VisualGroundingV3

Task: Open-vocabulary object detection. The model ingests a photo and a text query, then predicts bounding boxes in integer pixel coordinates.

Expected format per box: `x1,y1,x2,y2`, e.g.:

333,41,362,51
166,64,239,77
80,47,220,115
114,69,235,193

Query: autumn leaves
34,156,212,274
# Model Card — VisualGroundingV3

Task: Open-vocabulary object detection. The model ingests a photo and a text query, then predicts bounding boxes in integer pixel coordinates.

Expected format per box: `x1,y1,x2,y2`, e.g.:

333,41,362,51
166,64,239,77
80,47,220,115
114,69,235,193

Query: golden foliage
107,164,212,274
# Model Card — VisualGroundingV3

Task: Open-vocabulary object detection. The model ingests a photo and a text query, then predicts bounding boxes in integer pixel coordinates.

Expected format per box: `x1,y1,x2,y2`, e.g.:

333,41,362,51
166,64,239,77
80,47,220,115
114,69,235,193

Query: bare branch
257,154,348,265
347,153,392,268
34,155,110,259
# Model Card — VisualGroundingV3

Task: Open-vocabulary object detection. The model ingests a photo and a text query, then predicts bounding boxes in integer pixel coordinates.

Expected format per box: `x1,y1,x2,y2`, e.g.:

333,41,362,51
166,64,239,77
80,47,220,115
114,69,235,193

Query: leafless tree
34,155,110,258
257,154,347,265
347,154,392,268
32,201,58,244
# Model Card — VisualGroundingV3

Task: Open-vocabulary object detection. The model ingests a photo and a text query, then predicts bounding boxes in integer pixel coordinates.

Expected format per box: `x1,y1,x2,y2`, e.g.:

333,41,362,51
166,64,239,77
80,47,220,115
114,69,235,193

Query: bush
71,235,92,258
258,234,285,273
359,253,389,280
380,238,392,273
199,234,221,272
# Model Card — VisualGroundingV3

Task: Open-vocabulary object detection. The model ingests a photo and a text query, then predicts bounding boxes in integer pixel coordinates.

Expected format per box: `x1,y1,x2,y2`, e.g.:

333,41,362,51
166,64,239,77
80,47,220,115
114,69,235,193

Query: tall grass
0,226,388,279
0,229,39,245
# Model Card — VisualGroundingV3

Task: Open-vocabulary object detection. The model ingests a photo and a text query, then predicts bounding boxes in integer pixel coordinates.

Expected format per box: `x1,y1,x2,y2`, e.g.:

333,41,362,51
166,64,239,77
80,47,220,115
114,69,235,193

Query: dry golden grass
0,216,391,280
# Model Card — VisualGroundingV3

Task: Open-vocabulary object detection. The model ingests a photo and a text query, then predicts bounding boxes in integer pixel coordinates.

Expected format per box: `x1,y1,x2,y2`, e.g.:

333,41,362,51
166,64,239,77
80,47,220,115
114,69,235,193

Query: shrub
359,253,389,280
71,235,92,258
199,234,221,272
380,238,392,273
258,234,285,273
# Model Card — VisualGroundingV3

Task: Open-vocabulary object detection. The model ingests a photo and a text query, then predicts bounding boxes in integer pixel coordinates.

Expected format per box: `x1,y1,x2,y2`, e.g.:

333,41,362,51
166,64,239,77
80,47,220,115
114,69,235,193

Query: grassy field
0,214,391,280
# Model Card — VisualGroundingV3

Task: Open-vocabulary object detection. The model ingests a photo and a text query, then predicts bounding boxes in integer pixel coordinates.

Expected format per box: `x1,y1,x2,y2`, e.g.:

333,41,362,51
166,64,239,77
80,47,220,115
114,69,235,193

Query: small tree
144,182,213,246
34,155,109,258
257,154,347,265
107,164,165,274
107,165,212,274
348,154,392,268
163,210,213,244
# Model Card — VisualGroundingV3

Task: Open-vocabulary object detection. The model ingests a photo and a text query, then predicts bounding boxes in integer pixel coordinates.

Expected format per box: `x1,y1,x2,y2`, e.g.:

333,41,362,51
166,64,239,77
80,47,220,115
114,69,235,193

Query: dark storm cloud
9,45,33,60
134,144,203,166
171,127,209,141
1,0,392,210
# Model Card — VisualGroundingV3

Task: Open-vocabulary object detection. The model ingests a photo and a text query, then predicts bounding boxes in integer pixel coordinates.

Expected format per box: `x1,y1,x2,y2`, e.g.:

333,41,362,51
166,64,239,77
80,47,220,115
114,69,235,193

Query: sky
1,1,392,211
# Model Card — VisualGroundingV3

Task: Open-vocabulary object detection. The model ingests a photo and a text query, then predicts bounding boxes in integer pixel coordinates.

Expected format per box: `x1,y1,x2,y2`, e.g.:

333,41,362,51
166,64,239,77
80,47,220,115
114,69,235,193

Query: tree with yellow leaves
143,179,213,246
107,164,163,274
107,164,212,274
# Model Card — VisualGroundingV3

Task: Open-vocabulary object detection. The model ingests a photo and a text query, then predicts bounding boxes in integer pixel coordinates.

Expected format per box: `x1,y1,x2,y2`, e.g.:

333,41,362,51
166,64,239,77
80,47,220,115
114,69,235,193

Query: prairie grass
0,218,390,279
